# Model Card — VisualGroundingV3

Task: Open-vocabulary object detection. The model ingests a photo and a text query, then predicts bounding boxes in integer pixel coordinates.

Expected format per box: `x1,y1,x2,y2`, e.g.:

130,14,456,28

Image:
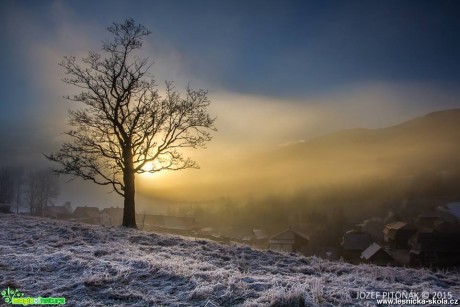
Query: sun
144,161,154,171
140,161,161,178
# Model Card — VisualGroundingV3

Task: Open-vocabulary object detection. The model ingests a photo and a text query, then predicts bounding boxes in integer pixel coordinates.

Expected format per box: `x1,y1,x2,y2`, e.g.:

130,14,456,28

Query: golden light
140,161,159,178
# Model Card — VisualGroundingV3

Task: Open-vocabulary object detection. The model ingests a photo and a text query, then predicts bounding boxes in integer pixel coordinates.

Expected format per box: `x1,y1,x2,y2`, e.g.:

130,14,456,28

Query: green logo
1,288,24,304
1,288,66,305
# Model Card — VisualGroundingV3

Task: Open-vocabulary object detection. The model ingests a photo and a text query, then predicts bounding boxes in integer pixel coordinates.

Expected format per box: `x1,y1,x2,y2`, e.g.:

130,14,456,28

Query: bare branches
104,18,151,54
48,19,216,198
133,81,216,173
25,169,59,216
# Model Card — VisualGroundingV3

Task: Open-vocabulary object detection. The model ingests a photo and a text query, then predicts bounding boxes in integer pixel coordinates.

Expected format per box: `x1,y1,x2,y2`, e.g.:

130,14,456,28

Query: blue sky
1,0,460,204
2,1,460,98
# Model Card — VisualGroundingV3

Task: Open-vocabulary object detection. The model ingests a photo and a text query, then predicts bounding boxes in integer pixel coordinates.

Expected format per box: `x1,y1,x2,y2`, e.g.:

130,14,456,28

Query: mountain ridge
301,108,460,148
258,108,460,192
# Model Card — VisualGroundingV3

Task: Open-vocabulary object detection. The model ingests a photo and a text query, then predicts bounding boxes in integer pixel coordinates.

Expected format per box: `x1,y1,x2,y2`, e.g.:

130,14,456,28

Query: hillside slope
263,108,460,189
1,214,459,306
306,108,460,147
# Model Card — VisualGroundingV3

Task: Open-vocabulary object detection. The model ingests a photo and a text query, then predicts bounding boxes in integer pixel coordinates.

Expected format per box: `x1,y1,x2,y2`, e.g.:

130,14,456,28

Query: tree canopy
47,19,216,228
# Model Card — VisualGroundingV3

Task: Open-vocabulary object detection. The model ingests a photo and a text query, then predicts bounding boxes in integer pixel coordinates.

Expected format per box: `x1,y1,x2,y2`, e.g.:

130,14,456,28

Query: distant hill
264,109,460,190
301,108,460,152
1,213,459,306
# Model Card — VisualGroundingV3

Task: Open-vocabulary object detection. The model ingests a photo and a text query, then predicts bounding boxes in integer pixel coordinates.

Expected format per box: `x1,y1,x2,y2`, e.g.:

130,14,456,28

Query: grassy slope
1,214,459,306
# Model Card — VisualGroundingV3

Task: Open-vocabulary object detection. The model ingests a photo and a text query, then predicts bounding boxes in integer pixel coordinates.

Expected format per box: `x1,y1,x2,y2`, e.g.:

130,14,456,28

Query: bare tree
46,19,216,228
26,169,59,216
12,168,24,214
0,167,23,213
0,167,16,205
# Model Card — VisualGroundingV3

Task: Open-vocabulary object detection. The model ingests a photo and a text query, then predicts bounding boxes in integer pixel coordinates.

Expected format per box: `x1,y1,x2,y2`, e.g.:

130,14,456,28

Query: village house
73,206,101,224
416,211,455,229
360,242,395,266
100,207,123,226
235,228,269,248
44,206,71,219
199,227,214,236
383,221,417,249
268,228,309,254
139,214,200,234
193,227,231,243
341,229,372,263
357,218,385,243
251,229,269,248
240,233,253,244
409,227,460,267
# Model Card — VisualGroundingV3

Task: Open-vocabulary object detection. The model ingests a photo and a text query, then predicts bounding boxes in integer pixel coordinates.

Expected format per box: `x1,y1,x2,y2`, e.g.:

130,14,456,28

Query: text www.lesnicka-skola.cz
356,291,459,305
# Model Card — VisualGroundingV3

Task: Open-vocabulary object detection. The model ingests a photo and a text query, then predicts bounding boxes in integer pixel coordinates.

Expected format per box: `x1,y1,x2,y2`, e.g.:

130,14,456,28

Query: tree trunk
16,189,20,214
122,149,137,228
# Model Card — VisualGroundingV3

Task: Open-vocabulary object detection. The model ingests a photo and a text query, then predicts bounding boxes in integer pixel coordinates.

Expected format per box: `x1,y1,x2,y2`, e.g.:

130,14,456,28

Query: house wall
367,250,395,266
392,229,416,249
275,231,296,241
269,243,293,252
269,231,309,254
269,230,309,254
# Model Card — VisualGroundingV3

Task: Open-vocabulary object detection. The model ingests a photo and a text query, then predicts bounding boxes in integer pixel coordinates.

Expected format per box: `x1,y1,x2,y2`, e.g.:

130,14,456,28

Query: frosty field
1,213,459,306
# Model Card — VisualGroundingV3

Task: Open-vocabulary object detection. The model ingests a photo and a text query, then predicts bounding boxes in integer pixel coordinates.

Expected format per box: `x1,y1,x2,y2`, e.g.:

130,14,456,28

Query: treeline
0,167,59,215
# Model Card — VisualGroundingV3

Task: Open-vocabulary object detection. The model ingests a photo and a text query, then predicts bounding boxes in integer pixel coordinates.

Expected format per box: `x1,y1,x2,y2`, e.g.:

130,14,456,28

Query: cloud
309,81,460,131
2,2,460,206
208,82,460,149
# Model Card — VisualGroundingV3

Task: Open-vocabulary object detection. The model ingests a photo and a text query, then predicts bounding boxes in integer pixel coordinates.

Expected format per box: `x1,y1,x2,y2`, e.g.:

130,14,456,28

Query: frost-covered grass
1,213,459,306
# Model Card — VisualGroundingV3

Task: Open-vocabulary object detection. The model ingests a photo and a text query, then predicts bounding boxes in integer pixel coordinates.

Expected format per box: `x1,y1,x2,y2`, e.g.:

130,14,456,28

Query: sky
1,0,460,207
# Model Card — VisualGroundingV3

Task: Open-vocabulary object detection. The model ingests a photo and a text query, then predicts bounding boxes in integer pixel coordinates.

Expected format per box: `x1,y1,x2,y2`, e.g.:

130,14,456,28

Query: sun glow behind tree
47,19,216,228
